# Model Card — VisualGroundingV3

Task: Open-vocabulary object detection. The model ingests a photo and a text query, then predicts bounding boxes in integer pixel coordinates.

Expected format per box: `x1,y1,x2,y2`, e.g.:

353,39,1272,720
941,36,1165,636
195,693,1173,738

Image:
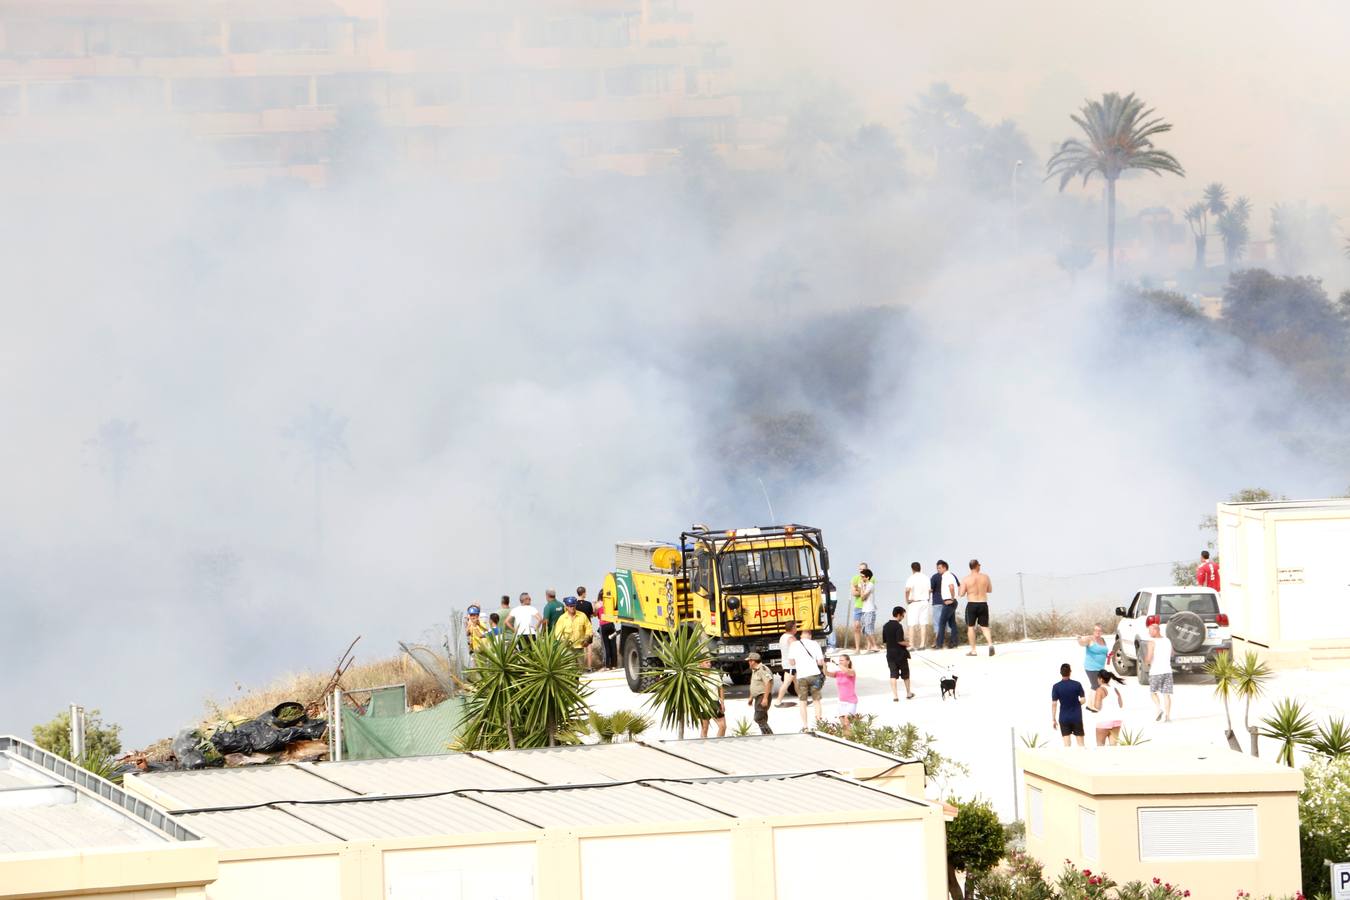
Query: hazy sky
695,0,1350,221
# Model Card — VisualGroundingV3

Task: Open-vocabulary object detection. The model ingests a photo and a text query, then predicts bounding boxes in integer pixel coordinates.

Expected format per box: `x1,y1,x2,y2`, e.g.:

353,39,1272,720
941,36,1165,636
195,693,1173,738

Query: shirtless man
961,559,994,656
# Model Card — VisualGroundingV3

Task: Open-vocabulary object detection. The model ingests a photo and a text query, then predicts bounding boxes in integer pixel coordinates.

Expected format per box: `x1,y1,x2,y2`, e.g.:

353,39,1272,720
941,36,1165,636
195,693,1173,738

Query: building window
1137,805,1258,860
1028,786,1043,838
1079,807,1098,860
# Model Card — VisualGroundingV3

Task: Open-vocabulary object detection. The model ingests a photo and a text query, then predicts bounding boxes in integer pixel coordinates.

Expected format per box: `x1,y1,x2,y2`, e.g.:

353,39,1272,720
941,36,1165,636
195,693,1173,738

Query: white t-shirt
859,580,876,614
904,572,928,604
941,571,959,602
791,638,824,679
508,605,542,636
1149,636,1174,675
779,633,796,671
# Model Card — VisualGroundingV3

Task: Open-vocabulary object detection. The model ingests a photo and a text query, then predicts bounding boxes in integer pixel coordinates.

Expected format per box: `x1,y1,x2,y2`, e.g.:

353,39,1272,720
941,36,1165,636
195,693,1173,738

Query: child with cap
466,606,487,659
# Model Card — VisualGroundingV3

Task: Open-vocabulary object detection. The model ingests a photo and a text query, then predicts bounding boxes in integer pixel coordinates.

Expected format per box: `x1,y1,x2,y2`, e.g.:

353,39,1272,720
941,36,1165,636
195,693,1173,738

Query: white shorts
908,602,931,626
838,701,857,716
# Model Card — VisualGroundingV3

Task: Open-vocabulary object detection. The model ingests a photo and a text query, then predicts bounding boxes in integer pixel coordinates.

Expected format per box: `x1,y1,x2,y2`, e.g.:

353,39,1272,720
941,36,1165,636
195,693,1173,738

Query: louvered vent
1137,805,1257,860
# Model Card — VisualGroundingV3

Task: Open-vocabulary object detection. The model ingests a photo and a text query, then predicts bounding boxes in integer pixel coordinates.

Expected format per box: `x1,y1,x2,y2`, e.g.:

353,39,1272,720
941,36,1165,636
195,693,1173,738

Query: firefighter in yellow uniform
554,597,594,668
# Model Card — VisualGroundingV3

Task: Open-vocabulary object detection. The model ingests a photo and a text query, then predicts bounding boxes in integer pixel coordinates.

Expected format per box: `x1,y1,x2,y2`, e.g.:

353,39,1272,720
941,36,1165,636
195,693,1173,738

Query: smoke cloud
1,1,1347,746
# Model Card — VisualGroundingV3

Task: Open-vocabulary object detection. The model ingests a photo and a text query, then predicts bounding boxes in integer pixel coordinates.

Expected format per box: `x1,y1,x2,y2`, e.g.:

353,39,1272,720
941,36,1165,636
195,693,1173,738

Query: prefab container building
1216,497,1350,669
1019,745,1302,898
120,734,946,900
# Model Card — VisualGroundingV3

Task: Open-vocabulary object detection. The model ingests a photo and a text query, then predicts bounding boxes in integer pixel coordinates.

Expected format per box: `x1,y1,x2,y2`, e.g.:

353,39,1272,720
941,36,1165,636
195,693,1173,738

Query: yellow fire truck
600,525,834,691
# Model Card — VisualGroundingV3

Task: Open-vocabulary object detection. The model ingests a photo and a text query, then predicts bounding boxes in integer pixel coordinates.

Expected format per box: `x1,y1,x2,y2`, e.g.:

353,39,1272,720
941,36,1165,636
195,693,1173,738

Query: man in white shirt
904,562,931,650
1145,623,1174,722
506,593,543,641
790,630,826,730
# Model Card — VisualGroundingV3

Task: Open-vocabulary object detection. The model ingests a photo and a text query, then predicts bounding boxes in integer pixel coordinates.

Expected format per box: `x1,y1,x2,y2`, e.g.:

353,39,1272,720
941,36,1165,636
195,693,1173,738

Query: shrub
32,708,122,760
816,714,968,787
1299,756,1350,898
947,797,1005,896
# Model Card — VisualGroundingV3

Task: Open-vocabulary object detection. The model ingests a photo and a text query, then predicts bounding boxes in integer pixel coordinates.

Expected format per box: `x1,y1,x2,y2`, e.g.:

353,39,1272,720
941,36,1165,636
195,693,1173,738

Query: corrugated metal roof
161,774,925,848
0,736,198,853
474,742,720,785
652,774,923,817
0,787,170,853
176,805,341,849
462,781,727,828
280,794,532,841
650,733,909,776
131,763,360,811
311,753,539,795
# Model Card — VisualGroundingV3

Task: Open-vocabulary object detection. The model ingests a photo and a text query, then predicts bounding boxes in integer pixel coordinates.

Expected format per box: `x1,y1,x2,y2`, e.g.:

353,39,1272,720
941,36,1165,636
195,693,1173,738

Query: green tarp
340,697,466,760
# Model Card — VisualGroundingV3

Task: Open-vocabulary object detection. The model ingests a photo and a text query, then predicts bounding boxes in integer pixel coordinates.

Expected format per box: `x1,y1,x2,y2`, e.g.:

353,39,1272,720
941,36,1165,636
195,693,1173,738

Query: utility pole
69,704,86,762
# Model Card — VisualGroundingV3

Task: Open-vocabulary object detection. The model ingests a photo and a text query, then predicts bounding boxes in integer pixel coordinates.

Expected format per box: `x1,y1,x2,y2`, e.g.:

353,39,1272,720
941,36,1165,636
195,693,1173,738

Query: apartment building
0,0,744,185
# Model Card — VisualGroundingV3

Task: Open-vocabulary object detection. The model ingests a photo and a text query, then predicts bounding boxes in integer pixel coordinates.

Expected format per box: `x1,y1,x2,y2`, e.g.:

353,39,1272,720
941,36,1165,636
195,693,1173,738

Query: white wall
1274,518,1350,641
579,832,733,900
207,856,340,900
773,821,927,900
383,843,536,900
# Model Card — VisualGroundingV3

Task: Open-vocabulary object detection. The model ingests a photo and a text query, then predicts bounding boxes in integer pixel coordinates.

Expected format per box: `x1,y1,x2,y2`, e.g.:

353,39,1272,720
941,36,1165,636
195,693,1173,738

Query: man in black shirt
575,586,596,670
881,606,914,701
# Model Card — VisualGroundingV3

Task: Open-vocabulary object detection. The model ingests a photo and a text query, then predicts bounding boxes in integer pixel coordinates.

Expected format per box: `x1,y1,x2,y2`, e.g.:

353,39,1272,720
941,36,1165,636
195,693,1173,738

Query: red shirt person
1196,550,1221,591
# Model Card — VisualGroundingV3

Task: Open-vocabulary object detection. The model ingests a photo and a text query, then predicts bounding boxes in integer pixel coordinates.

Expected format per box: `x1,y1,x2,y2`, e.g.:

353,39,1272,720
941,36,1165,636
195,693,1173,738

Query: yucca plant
643,628,721,740
1045,92,1184,280
1019,732,1049,749
514,633,592,747
1117,727,1150,746
585,709,652,744
1234,651,1272,755
1303,715,1350,760
457,634,520,750
76,750,125,785
732,717,753,737
1205,652,1242,751
1260,698,1317,767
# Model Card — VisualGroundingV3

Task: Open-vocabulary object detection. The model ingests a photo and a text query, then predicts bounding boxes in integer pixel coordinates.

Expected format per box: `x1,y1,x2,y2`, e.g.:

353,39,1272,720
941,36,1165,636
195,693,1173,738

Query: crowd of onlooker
463,587,617,670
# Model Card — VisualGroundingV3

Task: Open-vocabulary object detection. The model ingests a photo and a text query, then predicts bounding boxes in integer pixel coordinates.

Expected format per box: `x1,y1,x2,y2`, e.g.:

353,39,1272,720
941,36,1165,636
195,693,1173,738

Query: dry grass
989,609,1118,644
201,654,446,733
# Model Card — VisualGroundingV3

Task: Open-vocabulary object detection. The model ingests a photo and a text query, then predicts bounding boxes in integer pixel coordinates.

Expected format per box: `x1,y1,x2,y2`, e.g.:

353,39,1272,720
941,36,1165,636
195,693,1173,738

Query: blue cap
467,605,481,615
563,596,578,607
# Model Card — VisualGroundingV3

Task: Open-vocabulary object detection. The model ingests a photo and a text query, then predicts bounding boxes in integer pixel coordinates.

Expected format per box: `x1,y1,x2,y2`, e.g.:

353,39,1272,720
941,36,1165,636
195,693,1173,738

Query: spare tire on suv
1165,610,1206,653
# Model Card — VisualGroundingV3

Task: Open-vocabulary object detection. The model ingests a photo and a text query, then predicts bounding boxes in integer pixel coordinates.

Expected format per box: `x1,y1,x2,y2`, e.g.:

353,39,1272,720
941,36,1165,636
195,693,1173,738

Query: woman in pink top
825,654,859,725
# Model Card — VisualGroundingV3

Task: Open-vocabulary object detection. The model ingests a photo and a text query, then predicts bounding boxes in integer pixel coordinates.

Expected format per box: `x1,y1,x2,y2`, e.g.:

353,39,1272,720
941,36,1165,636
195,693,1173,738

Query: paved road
583,636,1350,819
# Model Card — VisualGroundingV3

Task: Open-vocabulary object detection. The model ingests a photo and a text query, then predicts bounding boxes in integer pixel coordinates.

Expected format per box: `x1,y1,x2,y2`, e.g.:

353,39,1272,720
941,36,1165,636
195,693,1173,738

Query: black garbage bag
232,718,295,753
172,728,207,770
291,719,327,741
210,727,251,755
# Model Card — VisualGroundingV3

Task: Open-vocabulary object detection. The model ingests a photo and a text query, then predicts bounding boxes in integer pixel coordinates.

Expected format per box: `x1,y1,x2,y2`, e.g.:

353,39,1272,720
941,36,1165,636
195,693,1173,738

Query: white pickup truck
1110,586,1231,683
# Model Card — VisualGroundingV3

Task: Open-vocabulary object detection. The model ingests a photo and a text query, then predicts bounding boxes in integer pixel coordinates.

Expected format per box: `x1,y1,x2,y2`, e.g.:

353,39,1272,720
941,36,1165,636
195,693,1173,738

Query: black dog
940,669,959,700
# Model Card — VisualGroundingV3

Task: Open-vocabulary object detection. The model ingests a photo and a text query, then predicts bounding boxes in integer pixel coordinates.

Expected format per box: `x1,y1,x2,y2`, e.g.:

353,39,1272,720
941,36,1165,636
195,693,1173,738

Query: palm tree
86,418,148,505
1205,652,1242,751
585,710,653,744
1045,92,1185,281
284,404,352,548
1234,651,1272,755
644,628,722,740
1217,197,1253,266
513,634,591,747
1260,698,1316,767
1183,201,1209,271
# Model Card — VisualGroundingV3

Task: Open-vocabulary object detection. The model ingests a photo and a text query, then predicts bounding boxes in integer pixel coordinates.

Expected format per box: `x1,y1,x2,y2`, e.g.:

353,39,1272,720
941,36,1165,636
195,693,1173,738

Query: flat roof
1219,498,1350,512
126,732,920,813
1019,745,1304,796
172,773,928,848
0,736,200,854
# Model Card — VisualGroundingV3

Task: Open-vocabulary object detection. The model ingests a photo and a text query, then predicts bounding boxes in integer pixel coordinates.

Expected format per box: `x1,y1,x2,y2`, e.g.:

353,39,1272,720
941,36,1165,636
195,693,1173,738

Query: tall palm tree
1218,196,1253,266
1234,651,1272,755
1045,92,1185,280
86,418,148,505
284,404,352,548
1183,201,1209,271
1205,652,1242,751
